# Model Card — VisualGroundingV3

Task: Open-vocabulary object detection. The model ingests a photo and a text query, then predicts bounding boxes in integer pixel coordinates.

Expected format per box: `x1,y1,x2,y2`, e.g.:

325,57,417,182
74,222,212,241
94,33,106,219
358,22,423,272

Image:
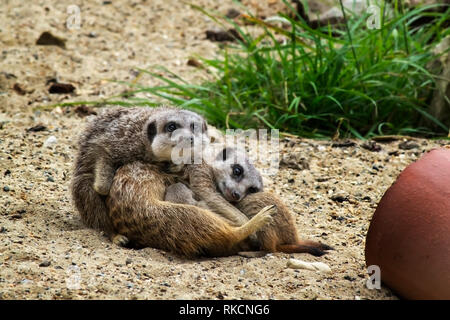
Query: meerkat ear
146,121,157,143
202,120,208,133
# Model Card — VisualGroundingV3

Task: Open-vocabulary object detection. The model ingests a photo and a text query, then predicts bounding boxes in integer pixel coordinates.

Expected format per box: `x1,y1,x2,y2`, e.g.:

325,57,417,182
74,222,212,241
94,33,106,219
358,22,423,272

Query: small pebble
27,124,47,132
48,83,75,94
331,194,348,203
344,275,356,281
225,8,241,19
287,258,332,273
399,140,419,150
44,136,58,147
3,186,10,192
36,31,66,49
205,28,242,42
39,261,51,267
332,140,356,148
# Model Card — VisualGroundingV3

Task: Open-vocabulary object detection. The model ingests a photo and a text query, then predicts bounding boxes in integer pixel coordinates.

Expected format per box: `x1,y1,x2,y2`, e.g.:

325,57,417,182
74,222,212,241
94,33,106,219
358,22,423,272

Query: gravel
0,0,447,300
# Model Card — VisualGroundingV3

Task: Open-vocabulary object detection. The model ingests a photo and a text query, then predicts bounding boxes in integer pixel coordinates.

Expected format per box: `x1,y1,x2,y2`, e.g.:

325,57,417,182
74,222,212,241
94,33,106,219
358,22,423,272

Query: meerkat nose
232,191,241,201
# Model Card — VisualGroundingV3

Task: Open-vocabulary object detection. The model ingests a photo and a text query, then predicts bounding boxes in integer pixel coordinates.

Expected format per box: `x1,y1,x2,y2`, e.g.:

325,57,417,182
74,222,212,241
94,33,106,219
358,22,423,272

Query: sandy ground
0,0,448,300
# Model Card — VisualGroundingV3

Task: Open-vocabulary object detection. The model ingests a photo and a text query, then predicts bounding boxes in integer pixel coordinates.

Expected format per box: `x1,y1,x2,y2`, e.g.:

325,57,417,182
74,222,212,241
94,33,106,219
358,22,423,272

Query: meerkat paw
111,234,129,247
235,205,276,241
167,163,185,173
249,205,276,230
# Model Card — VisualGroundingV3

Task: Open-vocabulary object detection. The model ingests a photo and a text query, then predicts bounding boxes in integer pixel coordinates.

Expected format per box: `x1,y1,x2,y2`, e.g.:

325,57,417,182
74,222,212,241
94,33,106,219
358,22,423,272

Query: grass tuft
50,1,450,138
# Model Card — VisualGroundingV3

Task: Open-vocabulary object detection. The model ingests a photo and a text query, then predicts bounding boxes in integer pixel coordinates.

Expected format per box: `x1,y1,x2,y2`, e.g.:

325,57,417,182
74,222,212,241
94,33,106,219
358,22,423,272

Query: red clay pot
365,147,450,299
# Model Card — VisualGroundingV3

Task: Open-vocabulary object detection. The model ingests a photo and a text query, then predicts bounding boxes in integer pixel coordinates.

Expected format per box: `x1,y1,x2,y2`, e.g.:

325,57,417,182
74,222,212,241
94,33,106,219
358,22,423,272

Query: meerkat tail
93,156,115,196
71,172,115,234
277,240,334,257
110,201,274,258
237,241,334,258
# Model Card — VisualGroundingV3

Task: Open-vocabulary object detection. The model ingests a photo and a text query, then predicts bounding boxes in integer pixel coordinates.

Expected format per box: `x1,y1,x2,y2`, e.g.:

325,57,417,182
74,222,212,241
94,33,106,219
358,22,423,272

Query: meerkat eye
166,122,177,132
247,187,259,194
232,165,243,177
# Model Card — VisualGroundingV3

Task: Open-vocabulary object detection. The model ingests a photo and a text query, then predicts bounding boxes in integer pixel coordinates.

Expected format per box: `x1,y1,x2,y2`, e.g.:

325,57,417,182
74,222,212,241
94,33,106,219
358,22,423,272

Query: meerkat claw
111,234,130,247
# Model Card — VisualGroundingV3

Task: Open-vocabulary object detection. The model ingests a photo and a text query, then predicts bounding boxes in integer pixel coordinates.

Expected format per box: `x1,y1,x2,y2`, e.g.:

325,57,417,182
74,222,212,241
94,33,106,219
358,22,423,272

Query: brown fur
105,162,275,258
168,163,332,256
181,163,251,226
71,106,207,236
236,192,333,256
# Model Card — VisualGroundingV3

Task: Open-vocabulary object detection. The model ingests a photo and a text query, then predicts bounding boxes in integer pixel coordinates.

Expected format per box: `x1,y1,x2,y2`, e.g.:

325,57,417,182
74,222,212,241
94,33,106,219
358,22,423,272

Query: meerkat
165,147,333,256
105,161,277,257
70,106,209,241
165,147,262,226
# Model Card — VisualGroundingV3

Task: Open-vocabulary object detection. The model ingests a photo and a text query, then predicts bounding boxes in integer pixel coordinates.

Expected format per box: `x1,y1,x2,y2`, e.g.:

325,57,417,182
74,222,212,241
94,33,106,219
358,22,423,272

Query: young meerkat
71,106,208,240
105,161,277,258
165,147,333,256
165,147,262,227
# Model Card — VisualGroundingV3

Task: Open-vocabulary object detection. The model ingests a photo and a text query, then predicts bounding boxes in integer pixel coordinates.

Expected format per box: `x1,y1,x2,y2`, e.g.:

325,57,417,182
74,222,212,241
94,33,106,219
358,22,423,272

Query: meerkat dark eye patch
165,122,177,133
147,121,157,143
232,164,243,177
190,122,203,133
202,120,208,133
247,187,259,194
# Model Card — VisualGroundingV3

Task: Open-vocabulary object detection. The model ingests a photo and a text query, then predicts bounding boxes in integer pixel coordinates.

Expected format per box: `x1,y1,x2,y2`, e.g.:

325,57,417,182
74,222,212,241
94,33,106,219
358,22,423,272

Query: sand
0,0,447,300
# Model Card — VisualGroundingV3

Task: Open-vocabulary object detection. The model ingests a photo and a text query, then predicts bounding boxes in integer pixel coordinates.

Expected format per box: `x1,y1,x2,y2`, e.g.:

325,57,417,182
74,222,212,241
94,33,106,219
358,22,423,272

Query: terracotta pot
365,147,450,299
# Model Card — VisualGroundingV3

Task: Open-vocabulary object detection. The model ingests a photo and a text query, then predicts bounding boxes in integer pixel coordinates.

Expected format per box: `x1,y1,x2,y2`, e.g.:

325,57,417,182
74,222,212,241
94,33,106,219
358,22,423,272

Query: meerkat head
212,147,263,203
144,108,209,163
